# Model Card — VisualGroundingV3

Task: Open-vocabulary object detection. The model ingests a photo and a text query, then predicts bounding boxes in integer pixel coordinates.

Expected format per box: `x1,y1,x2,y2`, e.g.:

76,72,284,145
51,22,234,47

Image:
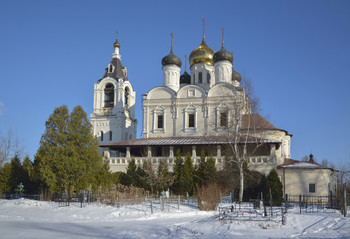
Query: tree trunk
239,160,244,203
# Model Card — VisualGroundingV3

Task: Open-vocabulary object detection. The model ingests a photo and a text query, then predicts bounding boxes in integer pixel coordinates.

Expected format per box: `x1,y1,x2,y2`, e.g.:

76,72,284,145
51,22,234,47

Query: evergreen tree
142,159,157,194
9,155,26,193
157,159,173,192
172,148,185,195
195,150,217,186
34,105,110,193
183,152,194,195
264,169,283,204
0,163,11,194
21,156,37,194
95,157,114,188
121,158,138,186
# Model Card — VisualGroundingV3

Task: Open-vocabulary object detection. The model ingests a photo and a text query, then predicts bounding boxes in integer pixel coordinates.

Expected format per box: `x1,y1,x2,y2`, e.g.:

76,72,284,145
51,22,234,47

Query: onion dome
180,55,191,84
189,36,215,66
180,71,191,84
162,33,182,67
233,70,241,82
213,28,233,63
213,47,233,63
161,50,182,67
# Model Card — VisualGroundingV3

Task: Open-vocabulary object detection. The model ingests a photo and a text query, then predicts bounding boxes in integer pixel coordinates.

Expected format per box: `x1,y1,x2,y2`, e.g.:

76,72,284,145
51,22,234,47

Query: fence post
281,207,285,225
269,188,273,217
151,200,153,213
343,184,347,217
285,194,288,213
178,195,180,210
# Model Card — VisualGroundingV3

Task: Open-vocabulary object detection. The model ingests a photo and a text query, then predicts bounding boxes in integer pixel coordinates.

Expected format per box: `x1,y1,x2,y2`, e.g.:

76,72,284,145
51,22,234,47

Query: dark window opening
108,64,113,73
125,87,129,107
207,72,211,83
309,184,316,193
100,131,104,141
188,113,195,128
156,147,162,157
109,131,112,141
198,72,202,83
157,115,164,129
104,84,114,107
220,112,227,127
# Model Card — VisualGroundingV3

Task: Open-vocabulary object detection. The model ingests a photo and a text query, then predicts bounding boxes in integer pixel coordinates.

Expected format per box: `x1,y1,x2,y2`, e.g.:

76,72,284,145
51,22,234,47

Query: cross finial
116,31,118,40
202,18,205,37
170,33,173,52
222,28,224,48
185,55,188,71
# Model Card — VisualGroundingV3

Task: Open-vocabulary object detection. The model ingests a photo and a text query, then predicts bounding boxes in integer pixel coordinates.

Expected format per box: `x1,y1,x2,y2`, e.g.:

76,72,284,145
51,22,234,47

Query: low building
277,154,337,198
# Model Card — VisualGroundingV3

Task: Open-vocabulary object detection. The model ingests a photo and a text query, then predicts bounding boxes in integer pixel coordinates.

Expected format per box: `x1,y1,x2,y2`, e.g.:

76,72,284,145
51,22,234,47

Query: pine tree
9,155,26,193
34,105,110,193
0,163,11,194
142,159,157,194
183,152,194,195
195,150,216,186
157,159,173,192
264,169,283,204
172,148,185,195
21,156,36,194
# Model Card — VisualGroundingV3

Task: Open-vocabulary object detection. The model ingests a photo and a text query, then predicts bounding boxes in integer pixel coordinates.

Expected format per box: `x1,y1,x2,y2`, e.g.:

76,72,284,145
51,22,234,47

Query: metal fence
218,201,286,225
285,194,339,213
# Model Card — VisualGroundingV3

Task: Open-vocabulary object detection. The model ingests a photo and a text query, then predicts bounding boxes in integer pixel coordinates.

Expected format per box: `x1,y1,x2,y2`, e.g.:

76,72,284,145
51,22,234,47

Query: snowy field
1,199,350,238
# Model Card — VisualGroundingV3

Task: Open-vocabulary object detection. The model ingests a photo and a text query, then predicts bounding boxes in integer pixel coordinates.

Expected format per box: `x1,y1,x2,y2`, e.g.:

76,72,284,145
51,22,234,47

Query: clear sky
0,0,349,166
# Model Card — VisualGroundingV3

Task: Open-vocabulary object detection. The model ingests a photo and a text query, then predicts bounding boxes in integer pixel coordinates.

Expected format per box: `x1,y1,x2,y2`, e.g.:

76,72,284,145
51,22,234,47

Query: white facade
90,37,137,145
277,157,337,197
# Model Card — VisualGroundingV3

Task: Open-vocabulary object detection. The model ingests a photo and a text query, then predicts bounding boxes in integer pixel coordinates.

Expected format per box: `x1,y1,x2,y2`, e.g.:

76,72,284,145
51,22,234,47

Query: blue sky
0,0,349,166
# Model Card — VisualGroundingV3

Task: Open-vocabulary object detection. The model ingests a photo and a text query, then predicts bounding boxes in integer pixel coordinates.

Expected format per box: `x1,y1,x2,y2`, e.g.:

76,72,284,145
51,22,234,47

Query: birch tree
215,81,266,203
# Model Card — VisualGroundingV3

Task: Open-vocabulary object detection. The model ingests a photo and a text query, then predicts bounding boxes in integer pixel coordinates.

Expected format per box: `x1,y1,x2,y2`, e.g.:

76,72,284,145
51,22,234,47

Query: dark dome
162,50,182,67
213,47,233,63
180,71,191,84
233,70,241,82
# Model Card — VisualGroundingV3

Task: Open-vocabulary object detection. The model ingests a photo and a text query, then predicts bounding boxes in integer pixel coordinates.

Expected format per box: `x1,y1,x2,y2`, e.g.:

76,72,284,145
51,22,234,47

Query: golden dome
189,36,215,66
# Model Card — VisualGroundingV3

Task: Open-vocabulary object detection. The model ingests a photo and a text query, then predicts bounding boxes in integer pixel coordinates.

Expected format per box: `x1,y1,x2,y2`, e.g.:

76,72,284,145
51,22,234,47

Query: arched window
124,87,129,107
198,72,202,83
100,131,104,141
104,84,114,107
108,64,114,73
207,72,211,83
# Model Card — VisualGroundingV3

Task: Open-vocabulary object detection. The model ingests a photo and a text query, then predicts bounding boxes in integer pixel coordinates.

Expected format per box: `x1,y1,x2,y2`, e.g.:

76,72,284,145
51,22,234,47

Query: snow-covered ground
0,199,350,238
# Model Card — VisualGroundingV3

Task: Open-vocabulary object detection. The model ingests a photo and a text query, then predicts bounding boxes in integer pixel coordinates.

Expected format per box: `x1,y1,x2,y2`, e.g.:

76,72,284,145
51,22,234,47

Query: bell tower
90,33,137,145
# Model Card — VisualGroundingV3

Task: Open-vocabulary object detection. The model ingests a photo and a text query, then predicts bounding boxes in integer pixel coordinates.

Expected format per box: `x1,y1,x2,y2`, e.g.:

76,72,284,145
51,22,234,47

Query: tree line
0,105,283,203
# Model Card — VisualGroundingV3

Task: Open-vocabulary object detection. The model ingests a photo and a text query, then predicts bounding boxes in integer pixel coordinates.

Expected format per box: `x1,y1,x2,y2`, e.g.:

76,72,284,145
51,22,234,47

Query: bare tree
337,161,350,186
301,155,309,162
241,77,261,114
0,130,24,167
214,84,267,203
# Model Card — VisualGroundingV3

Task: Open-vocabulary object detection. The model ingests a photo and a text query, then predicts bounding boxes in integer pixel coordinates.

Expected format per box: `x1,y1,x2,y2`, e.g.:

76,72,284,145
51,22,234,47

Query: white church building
91,30,337,197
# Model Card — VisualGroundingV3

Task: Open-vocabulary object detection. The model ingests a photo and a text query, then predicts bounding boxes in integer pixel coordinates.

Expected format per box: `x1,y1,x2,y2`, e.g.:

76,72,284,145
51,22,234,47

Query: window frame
183,104,197,133
309,183,316,193
157,114,164,129
188,113,195,128
198,72,202,83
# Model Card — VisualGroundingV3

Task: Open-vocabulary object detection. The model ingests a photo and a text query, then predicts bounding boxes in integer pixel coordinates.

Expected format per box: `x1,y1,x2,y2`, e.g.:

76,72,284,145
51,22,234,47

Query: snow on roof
277,158,333,170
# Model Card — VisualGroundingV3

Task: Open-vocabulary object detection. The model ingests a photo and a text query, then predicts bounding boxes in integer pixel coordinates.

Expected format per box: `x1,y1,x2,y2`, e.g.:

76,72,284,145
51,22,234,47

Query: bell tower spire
113,31,121,59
